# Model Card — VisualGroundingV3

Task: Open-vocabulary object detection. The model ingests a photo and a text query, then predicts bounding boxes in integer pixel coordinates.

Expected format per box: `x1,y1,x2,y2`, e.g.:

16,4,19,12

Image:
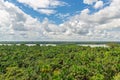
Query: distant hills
0,41,120,44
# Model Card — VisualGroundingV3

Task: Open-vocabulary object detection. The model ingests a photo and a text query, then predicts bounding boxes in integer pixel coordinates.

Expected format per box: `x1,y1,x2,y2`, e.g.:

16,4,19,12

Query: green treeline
0,44,120,80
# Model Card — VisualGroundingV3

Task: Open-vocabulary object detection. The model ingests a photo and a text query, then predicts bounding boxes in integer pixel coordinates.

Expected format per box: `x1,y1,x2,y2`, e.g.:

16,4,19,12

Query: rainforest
0,43,120,80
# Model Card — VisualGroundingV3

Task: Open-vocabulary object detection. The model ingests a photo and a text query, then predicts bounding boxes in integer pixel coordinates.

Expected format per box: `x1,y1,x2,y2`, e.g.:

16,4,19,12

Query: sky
0,0,120,41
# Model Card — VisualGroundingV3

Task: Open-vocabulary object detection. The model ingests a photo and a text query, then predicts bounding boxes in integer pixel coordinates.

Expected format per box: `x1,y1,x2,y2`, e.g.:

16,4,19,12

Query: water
0,43,109,47
25,44,36,46
78,44,109,47
25,44,57,46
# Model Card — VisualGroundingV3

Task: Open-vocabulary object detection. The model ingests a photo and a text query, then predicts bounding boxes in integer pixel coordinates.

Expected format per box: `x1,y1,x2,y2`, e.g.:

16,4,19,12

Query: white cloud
0,0,48,41
83,0,98,5
0,0,120,41
50,0,120,41
17,0,67,15
81,8,90,15
18,0,66,8
55,13,70,21
94,1,104,9
39,9,56,15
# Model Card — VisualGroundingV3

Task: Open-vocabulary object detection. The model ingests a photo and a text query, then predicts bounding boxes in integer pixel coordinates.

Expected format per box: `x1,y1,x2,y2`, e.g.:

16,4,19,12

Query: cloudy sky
0,0,120,41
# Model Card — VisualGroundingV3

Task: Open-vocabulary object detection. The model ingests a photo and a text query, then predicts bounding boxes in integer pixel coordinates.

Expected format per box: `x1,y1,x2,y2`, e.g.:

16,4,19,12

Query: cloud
51,0,120,41
17,0,67,15
83,0,98,5
38,9,56,15
0,0,120,41
55,13,70,20
94,1,104,9
0,0,48,41
88,0,120,40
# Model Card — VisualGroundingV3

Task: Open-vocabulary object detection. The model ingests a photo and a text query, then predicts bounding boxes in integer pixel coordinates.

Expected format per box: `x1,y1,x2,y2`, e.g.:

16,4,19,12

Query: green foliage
90,74,104,80
0,44,120,80
106,43,120,48
113,73,120,80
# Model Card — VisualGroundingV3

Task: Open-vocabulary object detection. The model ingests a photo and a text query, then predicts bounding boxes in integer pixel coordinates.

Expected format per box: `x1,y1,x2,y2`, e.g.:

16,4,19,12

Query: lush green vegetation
0,44,120,80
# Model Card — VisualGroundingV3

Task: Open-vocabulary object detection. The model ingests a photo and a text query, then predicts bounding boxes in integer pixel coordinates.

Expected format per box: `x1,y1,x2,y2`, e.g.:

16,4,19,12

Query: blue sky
6,0,89,24
0,0,120,41
5,0,111,24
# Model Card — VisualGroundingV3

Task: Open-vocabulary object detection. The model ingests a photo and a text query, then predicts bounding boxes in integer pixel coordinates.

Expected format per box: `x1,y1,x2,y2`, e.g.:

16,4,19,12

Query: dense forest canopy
0,44,120,80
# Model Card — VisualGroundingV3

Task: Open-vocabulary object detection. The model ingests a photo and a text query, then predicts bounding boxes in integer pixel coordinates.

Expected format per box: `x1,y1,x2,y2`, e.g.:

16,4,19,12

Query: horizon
0,40,120,44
